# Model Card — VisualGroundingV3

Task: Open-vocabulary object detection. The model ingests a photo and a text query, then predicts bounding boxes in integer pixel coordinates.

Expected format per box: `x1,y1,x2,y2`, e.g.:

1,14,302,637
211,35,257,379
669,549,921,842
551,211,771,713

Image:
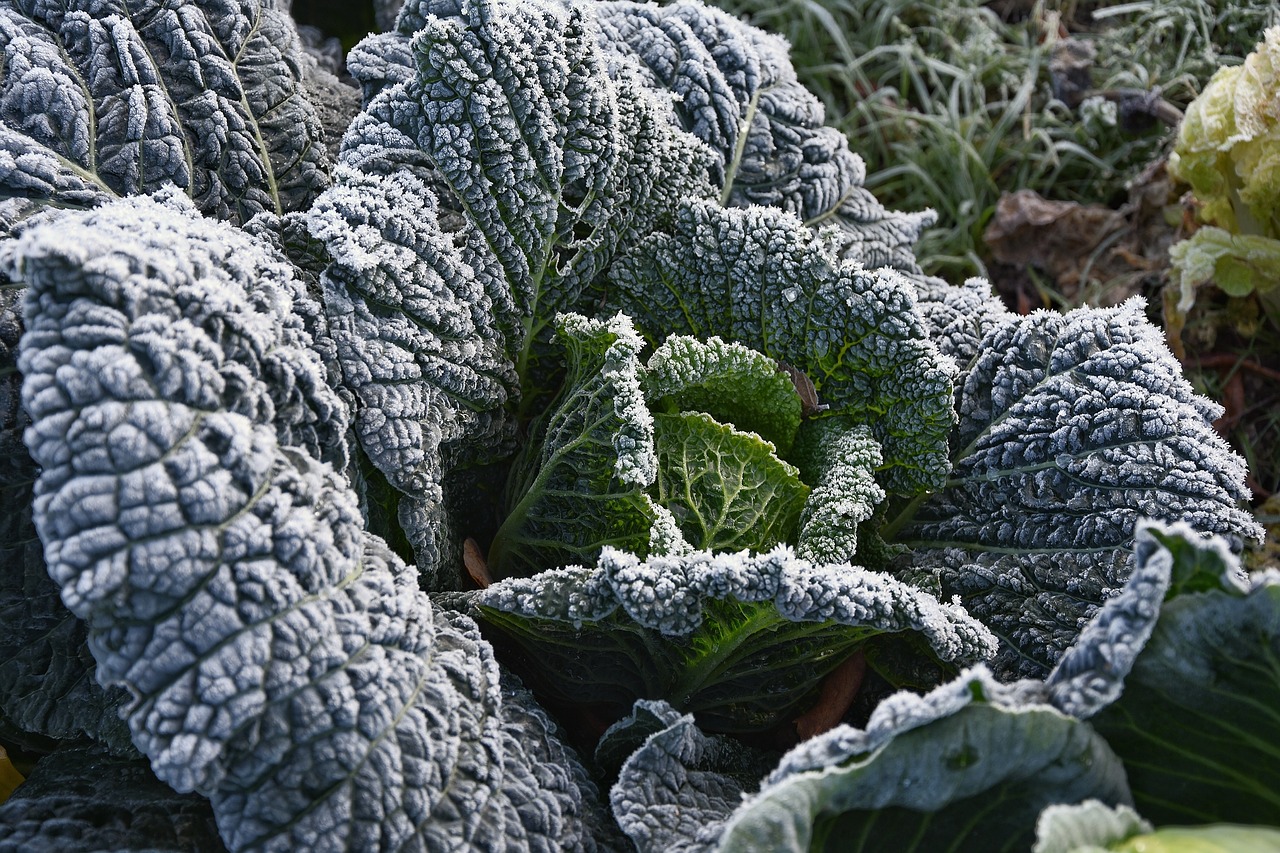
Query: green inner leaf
653,412,809,553
489,313,656,578
644,335,803,453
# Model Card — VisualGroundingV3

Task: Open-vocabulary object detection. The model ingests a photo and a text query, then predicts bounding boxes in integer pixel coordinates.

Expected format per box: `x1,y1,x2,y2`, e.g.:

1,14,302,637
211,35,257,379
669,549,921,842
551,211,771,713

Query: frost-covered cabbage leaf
10,193,609,852
894,299,1262,678
653,411,809,554
604,700,778,853
591,0,937,270
313,0,713,583
350,0,933,272
0,744,225,852
478,545,997,734
793,422,885,565
910,275,1014,369
1037,521,1172,721
1033,800,1280,853
1089,521,1280,826
488,312,657,577
307,163,517,587
487,312,811,578
0,287,130,752
337,0,712,385
614,668,1130,852
611,198,956,496
0,0,331,225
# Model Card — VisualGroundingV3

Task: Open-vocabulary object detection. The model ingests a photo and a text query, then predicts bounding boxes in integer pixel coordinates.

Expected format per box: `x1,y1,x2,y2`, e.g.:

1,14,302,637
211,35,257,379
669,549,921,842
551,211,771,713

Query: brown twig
1194,354,1280,383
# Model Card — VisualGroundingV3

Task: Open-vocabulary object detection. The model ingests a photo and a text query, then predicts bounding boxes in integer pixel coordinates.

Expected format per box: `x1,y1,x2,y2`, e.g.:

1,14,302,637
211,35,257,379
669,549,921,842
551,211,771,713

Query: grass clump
713,0,1277,284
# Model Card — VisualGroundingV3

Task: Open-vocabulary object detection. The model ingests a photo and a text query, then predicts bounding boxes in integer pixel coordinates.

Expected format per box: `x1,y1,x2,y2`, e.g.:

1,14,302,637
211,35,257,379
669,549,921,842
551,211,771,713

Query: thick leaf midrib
719,87,760,205
120,0,197,200
226,2,284,216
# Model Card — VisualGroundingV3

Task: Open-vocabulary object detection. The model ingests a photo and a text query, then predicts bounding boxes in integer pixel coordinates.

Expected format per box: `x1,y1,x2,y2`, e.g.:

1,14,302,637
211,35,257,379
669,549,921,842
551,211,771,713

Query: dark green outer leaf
12,192,607,851
608,700,779,853
0,744,225,852
0,0,331,225
1089,523,1280,826
714,670,1130,852
898,300,1262,679
0,288,130,752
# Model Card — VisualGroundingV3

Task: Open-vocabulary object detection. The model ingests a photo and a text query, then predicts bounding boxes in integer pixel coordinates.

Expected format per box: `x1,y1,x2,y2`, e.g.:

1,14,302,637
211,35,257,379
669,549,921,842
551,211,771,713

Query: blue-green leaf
1089,522,1280,825
897,300,1262,678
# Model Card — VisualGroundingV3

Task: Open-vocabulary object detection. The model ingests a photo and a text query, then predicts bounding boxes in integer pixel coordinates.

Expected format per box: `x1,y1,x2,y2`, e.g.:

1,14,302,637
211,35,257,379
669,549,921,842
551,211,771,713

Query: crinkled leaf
592,0,936,270
654,412,808,553
0,744,225,852
342,0,713,400
356,0,928,274
0,0,331,225
478,545,996,733
1040,522,1171,720
611,199,956,496
1168,225,1280,313
644,335,802,453
896,299,1262,678
11,194,607,852
0,263,144,753
317,0,712,582
308,164,517,587
488,313,656,579
609,700,777,853
685,669,1129,852
794,422,885,565
1089,522,1280,826
910,275,1013,370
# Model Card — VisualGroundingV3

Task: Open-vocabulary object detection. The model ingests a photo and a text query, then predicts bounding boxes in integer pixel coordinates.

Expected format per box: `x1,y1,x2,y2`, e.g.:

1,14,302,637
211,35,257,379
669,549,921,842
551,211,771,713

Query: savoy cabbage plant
0,0,1275,850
